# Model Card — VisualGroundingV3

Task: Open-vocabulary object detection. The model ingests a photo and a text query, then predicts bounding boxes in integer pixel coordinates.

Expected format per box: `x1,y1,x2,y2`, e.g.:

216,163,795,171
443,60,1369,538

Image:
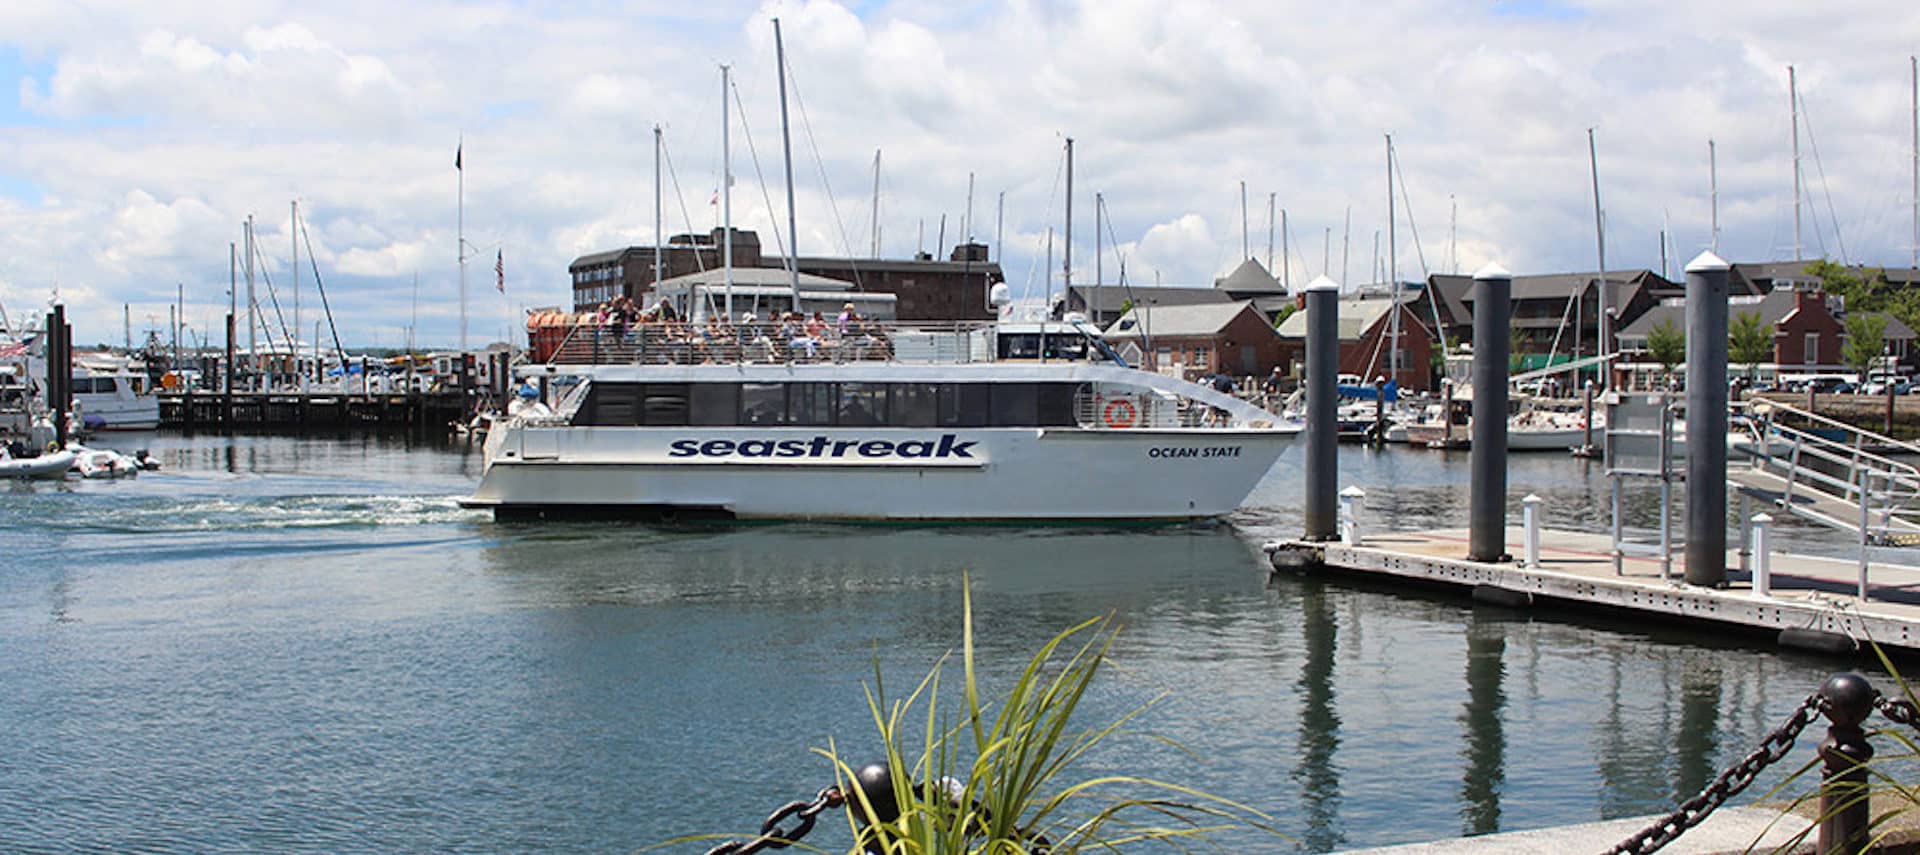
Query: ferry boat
461,319,1300,522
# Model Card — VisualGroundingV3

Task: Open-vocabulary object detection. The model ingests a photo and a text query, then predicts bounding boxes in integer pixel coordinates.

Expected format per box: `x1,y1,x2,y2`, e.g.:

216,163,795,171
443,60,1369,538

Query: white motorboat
463,320,1300,522
67,444,142,479
70,356,160,431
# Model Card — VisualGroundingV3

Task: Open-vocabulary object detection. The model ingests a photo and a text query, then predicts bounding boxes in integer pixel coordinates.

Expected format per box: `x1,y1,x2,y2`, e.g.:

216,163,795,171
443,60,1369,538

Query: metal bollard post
1469,263,1512,562
1818,673,1875,855
1752,514,1773,597
1339,486,1365,546
1522,494,1542,568
1303,277,1341,541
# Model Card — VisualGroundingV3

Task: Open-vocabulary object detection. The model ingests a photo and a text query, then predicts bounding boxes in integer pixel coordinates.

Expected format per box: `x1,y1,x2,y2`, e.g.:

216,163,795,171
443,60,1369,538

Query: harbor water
0,435,1868,852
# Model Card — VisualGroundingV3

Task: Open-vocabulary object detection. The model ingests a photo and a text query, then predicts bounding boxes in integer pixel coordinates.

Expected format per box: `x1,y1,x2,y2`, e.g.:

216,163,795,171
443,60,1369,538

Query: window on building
1805,333,1819,365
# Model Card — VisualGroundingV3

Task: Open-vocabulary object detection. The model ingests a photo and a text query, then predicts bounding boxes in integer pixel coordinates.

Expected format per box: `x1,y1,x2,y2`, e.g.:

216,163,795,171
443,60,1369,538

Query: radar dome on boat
988,283,1012,307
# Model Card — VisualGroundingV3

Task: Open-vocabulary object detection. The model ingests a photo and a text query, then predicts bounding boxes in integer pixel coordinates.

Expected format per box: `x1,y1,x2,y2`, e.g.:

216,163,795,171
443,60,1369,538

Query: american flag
495,250,504,293
0,341,26,358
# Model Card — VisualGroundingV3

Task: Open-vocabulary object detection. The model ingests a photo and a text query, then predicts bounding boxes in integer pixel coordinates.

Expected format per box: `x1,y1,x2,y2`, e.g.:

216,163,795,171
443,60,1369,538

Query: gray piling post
1685,251,1731,587
1304,275,1341,541
1470,263,1511,562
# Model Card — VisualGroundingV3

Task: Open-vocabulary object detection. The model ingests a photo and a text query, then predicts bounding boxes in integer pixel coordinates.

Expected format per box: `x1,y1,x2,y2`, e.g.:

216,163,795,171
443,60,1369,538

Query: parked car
1860,379,1912,396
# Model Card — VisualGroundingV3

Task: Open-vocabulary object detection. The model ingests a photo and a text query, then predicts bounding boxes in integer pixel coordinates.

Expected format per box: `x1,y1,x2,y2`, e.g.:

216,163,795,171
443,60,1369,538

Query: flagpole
457,137,468,353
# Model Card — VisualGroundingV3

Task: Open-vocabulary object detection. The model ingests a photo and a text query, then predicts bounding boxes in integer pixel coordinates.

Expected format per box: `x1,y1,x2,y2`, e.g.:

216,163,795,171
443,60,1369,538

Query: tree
1843,312,1890,382
1648,318,1685,389
1728,311,1773,383
1271,303,1297,327
1509,326,1528,373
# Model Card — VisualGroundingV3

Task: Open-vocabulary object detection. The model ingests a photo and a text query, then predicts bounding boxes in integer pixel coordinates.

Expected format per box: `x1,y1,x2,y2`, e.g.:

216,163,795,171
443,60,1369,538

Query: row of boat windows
71,376,136,394
575,381,1082,428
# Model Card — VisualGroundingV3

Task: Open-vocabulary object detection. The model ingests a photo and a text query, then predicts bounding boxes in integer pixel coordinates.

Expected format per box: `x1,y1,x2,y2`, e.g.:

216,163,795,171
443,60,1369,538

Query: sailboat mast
1239,180,1248,261
773,19,801,311
870,149,881,258
1094,190,1103,321
1911,55,1917,270
1590,127,1609,389
245,215,256,385
1791,64,1802,260
1267,192,1276,272
1064,137,1074,307
1710,138,1720,254
291,200,299,357
458,137,467,353
1341,206,1350,289
654,125,663,288
1386,133,1399,386
722,63,734,320
1281,209,1290,291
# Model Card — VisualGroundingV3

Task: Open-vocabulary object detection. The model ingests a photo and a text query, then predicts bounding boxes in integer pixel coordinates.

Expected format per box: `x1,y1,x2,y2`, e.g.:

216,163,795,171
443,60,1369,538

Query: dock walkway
1272,526,1920,654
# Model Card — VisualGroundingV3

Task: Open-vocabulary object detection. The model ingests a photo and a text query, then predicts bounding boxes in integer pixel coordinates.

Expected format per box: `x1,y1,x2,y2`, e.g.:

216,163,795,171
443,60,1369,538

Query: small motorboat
67,444,141,479
0,447,76,480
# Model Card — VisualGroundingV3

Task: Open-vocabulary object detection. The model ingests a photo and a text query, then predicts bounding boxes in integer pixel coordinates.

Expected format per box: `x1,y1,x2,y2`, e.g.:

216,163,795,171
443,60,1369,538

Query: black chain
1876,693,1920,728
1606,693,1824,855
703,786,844,855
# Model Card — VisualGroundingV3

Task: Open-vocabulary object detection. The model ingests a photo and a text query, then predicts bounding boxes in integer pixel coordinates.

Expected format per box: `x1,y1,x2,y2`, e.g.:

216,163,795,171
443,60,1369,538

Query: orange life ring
1102,398,1138,429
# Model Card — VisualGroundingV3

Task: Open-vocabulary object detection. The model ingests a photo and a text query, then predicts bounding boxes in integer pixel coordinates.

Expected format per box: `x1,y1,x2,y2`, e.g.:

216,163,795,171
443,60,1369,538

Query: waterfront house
1420,270,1685,368
1102,300,1284,380
1615,286,1847,381
1272,295,1435,392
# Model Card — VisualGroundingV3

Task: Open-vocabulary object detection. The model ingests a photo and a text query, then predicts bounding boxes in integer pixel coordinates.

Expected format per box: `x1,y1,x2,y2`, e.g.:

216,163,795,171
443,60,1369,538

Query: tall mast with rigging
773,19,802,312
1589,127,1609,390
722,63,734,319
1791,64,1802,260
1386,134,1399,386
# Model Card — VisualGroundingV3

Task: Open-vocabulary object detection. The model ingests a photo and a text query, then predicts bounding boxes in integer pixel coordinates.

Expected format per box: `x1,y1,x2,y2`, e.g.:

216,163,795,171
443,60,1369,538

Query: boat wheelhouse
465,319,1298,521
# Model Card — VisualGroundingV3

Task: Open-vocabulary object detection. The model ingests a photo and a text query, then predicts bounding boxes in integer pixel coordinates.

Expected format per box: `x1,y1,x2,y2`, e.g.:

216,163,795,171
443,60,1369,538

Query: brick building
568,228,1001,321
1102,300,1284,380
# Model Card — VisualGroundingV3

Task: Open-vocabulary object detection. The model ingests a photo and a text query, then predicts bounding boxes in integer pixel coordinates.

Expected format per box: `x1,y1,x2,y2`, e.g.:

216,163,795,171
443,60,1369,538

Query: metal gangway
1731,399,1920,547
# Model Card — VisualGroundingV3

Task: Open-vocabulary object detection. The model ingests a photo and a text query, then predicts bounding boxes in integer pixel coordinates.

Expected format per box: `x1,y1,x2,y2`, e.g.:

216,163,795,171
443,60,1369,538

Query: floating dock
158,391,477,431
1268,527,1920,656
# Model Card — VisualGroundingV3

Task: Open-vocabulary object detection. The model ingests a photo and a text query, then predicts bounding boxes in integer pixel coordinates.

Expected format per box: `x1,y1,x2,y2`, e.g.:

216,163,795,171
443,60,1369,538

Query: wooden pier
1269,527,1920,656
158,391,477,431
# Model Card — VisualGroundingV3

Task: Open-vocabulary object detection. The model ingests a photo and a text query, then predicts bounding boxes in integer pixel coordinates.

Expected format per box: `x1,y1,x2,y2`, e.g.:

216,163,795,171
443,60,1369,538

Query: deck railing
539,320,1002,367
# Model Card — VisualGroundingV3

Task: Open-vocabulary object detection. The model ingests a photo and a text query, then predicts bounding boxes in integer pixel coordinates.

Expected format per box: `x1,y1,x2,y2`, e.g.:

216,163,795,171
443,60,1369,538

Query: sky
1,0,1918,349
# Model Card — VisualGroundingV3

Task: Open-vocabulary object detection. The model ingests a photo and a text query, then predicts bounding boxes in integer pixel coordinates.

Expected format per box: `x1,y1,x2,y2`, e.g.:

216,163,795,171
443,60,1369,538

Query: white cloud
3,0,1918,346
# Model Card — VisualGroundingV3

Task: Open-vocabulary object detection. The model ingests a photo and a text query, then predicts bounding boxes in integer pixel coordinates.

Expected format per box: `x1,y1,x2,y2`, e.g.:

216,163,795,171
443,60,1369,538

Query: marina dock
1269,527,1920,655
157,391,478,431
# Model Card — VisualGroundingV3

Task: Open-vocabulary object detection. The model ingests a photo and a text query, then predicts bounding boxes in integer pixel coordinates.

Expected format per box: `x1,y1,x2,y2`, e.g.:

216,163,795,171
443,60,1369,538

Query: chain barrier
1877,693,1920,729
702,786,844,855
1606,693,1825,855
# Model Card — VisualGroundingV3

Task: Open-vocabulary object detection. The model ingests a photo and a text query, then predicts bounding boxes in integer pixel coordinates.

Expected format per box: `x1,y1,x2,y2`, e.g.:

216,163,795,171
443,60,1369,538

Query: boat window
990,384,1037,427
837,383,888,427
740,383,788,425
952,383,991,427
577,381,641,425
640,384,691,426
1037,384,1077,426
789,382,833,426
891,383,942,427
689,383,739,426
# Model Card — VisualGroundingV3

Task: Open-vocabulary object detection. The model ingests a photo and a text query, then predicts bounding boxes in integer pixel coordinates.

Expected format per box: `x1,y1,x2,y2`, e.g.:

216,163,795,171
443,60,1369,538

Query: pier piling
1469,263,1511,562
1304,276,1340,541
1685,251,1731,587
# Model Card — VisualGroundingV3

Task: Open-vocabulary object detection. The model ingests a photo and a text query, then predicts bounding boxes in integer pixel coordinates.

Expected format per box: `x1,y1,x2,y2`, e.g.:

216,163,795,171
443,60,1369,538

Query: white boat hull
0,450,74,480
464,425,1294,521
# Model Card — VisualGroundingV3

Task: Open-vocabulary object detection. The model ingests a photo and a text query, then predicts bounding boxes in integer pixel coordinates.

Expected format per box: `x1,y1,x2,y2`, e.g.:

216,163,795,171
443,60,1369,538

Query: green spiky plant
825,582,1279,854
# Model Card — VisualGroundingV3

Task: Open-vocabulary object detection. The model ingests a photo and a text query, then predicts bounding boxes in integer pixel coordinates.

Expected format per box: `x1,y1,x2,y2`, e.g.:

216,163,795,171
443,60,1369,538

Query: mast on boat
870,149,881,258
654,125,663,289
1589,127,1609,392
722,63,734,320
457,136,467,353
1386,134,1399,387
1790,64,1802,260
1064,136,1074,315
291,199,299,360
772,20,803,313
1911,55,1917,270
1709,138,1719,254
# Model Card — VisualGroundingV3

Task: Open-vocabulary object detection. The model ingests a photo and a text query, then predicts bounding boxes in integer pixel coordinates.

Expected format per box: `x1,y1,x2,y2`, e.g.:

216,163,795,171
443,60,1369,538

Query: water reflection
1459,608,1508,836
1293,578,1342,853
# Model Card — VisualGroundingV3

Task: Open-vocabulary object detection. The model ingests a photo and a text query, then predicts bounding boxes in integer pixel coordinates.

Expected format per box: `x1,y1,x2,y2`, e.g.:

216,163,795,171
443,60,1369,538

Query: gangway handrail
1750,398,1920,457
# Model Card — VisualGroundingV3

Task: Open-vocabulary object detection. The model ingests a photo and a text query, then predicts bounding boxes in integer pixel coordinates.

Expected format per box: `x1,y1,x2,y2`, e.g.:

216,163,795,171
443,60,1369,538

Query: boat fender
46,441,59,454
1778,627,1857,656
1102,398,1137,429
1471,585,1533,609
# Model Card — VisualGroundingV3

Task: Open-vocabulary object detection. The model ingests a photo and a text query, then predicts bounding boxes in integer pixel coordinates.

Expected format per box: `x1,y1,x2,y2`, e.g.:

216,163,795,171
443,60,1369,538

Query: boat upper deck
530,319,1110,368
